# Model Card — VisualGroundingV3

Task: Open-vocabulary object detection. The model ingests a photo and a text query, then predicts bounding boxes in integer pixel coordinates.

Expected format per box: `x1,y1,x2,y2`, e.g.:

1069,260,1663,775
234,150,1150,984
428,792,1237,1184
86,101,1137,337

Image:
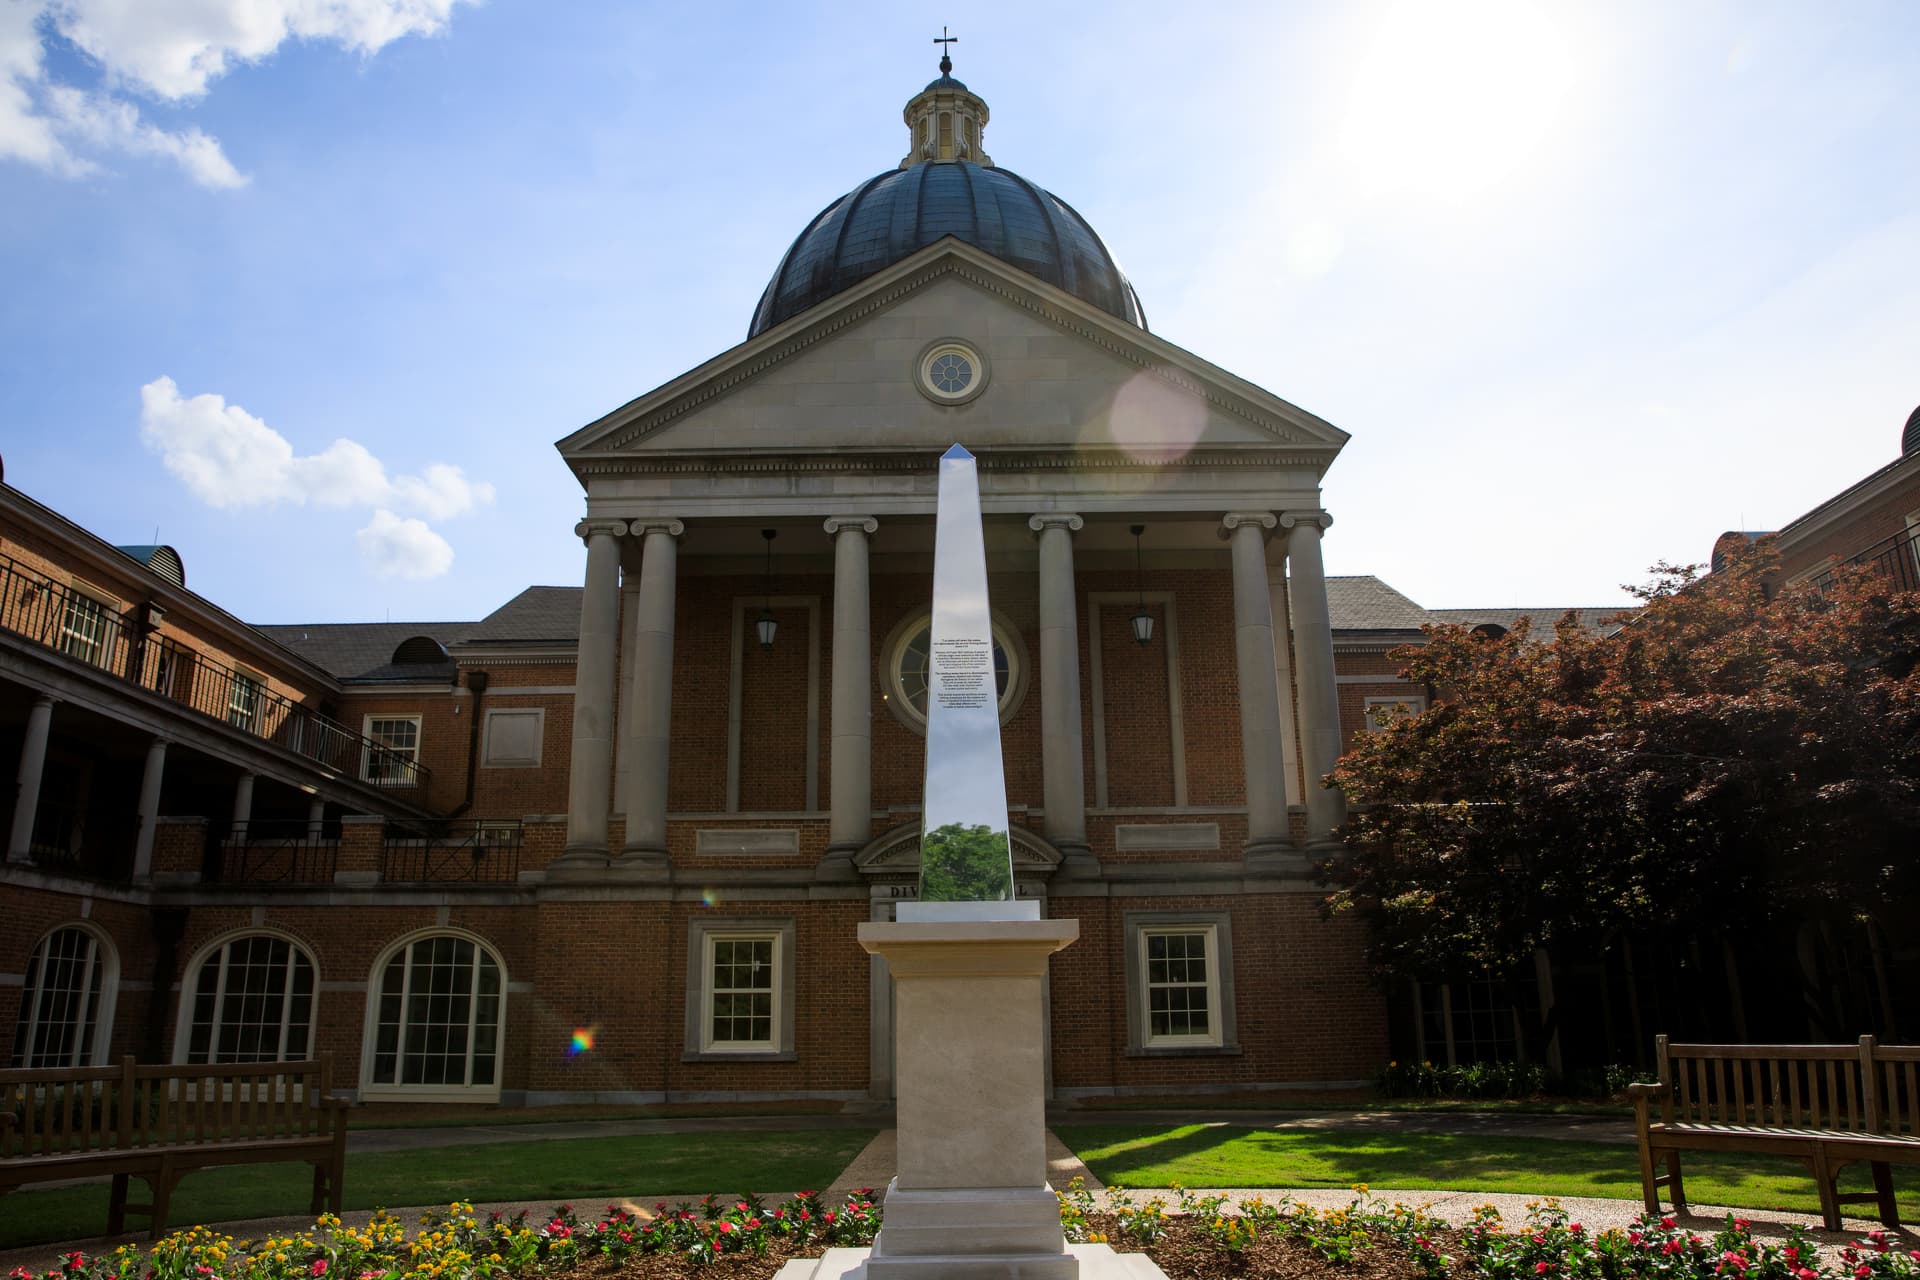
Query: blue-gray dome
1904,403,1920,457
749,161,1146,338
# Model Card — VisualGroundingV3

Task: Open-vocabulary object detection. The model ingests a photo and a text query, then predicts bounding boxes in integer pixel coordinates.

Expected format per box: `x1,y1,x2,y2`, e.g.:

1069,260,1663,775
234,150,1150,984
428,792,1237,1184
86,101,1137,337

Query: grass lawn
1068,1097,1630,1118
1057,1124,1920,1219
0,1129,875,1251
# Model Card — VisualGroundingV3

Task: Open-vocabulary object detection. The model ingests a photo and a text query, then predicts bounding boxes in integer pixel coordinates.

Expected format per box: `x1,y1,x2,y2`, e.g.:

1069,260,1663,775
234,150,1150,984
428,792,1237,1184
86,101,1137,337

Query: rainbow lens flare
569,1027,596,1056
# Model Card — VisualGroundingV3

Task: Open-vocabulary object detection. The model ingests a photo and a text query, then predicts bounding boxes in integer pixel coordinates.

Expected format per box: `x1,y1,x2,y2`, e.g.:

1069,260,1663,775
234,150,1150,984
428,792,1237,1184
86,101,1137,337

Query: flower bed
13,1187,1919,1280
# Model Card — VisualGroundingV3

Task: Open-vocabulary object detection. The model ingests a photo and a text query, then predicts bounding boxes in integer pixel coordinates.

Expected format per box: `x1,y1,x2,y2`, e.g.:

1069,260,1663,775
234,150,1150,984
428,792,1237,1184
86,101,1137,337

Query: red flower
1534,1263,1551,1275
311,1262,329,1278
718,1222,734,1234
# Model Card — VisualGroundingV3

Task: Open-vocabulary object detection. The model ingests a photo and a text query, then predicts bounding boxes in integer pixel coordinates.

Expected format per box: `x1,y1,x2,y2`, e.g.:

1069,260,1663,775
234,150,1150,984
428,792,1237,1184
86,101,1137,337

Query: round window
880,611,1028,732
916,339,989,405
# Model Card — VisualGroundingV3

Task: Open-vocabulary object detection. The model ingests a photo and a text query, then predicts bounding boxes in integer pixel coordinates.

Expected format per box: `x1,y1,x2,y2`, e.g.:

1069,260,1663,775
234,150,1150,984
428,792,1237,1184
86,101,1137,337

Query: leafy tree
1324,539,1920,985
919,822,1015,902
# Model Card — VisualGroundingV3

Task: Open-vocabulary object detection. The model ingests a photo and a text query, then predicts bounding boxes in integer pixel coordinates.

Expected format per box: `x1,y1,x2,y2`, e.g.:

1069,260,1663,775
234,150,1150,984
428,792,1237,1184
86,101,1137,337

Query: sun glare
1333,1,1586,206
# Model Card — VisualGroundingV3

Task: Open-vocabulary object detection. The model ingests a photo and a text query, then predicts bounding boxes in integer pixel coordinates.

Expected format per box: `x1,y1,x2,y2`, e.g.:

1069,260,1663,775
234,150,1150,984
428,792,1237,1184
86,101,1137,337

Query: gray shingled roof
1425,607,1630,641
256,621,478,681
463,587,583,644
1323,576,1433,631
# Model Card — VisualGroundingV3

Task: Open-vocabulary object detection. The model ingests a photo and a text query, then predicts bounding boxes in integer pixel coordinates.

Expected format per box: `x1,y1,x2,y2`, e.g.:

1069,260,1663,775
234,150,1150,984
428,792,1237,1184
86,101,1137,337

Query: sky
2,0,1916,624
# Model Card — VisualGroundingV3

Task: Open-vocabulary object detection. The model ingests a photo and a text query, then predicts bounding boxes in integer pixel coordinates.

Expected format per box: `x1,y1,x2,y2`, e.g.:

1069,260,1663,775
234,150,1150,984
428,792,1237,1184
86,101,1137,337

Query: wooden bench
1629,1035,1920,1231
0,1056,349,1239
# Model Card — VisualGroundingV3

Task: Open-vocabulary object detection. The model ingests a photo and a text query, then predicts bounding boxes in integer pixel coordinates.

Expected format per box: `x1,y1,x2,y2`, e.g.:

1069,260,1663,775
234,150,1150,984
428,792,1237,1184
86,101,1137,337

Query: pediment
854,823,1063,874
557,240,1348,469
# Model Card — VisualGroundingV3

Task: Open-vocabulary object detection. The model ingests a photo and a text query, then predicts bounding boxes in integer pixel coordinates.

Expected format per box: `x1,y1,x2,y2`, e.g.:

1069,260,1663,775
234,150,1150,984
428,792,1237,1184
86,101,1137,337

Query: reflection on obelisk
899,443,1036,922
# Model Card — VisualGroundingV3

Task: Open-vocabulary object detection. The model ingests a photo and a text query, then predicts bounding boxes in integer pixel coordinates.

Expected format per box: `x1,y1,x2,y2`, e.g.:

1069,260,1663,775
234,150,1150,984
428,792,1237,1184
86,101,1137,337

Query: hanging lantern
757,528,778,651
1130,524,1153,647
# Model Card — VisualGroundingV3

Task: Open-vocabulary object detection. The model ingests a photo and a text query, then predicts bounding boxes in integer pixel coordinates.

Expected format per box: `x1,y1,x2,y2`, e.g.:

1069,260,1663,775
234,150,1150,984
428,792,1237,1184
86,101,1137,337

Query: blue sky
3,1,1916,623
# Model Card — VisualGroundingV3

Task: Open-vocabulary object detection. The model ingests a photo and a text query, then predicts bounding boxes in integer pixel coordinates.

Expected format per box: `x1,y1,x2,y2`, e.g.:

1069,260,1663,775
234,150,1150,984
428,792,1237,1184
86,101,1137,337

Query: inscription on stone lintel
1114,822,1221,852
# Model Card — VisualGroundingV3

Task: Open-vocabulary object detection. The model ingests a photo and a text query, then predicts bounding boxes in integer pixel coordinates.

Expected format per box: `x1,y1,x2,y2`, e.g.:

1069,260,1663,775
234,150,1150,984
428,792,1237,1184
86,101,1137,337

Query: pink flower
718,1222,733,1234
311,1262,329,1277
1534,1262,1551,1275
1662,1216,1678,1229
1569,1223,1584,1235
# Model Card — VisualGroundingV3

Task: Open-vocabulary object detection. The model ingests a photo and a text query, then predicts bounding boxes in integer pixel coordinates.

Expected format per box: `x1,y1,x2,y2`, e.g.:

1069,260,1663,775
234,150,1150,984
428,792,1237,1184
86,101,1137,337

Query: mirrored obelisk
898,443,1037,923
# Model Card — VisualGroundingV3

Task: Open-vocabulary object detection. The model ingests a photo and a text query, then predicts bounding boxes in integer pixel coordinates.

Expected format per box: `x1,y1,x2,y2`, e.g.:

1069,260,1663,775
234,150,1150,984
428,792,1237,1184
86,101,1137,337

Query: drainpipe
446,670,488,818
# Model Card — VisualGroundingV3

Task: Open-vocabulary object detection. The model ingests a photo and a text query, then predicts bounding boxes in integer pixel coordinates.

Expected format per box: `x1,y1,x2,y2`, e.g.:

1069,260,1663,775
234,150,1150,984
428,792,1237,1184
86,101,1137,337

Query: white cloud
356,509,453,579
139,375,489,579
3,0,471,187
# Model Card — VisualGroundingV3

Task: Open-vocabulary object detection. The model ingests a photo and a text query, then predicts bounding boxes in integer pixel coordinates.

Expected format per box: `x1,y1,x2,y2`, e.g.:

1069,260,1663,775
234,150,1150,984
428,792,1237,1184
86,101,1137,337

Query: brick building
3,64,1626,1105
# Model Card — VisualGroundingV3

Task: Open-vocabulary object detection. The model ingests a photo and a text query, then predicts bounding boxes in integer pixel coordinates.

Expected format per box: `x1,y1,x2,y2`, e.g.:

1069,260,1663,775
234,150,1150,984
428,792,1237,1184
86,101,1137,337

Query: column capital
1026,513,1084,534
1279,509,1334,533
574,518,631,543
823,515,879,536
1220,511,1277,537
30,693,58,709
630,518,685,538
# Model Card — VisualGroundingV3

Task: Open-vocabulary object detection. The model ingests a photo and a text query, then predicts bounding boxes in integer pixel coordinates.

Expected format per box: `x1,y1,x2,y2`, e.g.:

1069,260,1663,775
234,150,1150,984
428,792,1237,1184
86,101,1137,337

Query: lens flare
569,1027,596,1056
702,887,723,907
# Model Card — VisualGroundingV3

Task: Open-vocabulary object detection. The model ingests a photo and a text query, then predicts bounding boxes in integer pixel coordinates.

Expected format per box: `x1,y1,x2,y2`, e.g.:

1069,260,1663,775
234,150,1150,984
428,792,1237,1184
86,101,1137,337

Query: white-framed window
1364,694,1428,731
683,918,795,1061
227,669,263,732
362,932,504,1100
363,715,422,786
481,708,543,768
176,932,317,1065
9,924,117,1068
56,587,112,666
1123,910,1238,1056
879,610,1029,733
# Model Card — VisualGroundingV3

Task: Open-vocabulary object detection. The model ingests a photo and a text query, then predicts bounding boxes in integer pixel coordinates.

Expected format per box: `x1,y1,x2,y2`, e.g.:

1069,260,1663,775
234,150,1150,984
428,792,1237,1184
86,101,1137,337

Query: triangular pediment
557,240,1348,470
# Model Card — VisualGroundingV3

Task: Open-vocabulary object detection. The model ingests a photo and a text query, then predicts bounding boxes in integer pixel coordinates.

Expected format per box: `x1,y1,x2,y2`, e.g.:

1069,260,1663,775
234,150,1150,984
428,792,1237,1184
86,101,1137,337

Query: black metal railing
0,554,427,793
382,821,523,883
216,820,341,884
1814,522,1920,595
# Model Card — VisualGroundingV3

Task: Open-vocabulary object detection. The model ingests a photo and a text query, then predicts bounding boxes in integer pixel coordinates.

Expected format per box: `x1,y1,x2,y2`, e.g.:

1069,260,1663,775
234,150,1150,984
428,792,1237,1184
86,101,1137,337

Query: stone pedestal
825,918,1150,1280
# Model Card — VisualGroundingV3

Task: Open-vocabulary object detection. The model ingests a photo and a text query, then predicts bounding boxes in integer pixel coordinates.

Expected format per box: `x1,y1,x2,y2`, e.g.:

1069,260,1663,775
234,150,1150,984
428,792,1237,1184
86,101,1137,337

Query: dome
1904,403,1920,457
749,161,1146,337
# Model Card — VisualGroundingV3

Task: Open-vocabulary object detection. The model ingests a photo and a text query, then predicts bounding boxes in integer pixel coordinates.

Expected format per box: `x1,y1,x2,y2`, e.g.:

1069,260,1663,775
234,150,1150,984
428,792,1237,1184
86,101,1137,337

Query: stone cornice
560,243,1350,460
570,445,1335,480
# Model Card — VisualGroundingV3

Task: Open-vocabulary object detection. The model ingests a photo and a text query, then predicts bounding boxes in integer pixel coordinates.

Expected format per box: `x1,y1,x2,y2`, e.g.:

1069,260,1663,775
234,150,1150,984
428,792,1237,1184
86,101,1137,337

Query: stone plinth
855,918,1081,1278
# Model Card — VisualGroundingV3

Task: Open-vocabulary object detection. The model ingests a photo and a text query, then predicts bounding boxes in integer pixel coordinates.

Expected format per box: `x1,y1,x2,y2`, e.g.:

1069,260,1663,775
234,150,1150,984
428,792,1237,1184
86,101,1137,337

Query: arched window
178,933,317,1064
363,933,504,1098
10,925,116,1068
879,610,1029,733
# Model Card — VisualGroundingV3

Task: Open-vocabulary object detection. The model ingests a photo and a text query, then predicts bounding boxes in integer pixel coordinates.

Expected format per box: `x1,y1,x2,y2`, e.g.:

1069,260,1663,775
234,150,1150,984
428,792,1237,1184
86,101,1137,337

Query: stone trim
1121,909,1240,1058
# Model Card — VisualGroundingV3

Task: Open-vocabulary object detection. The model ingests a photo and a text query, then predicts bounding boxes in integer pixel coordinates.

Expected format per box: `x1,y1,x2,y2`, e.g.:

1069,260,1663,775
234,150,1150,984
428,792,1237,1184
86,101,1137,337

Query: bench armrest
1626,1082,1667,1100
1627,1081,1667,1129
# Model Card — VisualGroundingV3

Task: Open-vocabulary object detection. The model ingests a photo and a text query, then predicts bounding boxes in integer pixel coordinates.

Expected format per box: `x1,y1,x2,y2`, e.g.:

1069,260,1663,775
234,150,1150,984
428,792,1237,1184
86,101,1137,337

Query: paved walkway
2,1108,1909,1273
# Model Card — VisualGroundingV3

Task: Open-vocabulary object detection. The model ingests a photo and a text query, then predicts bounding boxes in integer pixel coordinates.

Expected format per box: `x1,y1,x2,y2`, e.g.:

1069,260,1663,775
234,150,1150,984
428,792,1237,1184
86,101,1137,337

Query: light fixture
1129,524,1153,647
756,528,778,651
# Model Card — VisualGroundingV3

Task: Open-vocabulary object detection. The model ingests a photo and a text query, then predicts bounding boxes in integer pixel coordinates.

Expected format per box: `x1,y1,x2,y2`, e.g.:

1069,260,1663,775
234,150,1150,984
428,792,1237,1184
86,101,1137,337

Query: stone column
1281,509,1348,846
306,796,326,840
130,738,168,880
7,694,54,863
1267,564,1302,808
820,515,878,881
1028,513,1095,876
618,519,684,869
231,772,256,834
562,518,629,859
1223,512,1294,866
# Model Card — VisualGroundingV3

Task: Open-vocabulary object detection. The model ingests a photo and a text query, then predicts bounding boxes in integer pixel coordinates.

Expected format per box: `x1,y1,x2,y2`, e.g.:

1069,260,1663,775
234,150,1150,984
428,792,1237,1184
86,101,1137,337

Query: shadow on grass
1055,1124,1920,1219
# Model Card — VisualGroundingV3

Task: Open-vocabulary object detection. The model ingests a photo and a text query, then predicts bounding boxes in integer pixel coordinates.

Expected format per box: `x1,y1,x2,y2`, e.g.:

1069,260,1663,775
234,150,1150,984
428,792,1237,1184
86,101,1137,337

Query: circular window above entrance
915,339,989,405
880,610,1028,733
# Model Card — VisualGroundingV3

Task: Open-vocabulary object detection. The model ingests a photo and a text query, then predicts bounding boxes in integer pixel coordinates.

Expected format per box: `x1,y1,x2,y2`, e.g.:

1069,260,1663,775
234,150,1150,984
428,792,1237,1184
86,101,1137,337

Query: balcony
0,553,428,795
1818,522,1920,594
203,819,523,886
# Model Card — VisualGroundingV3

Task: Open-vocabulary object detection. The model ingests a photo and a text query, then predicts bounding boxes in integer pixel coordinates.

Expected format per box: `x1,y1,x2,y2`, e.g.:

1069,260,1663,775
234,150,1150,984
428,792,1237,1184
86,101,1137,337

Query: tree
919,822,1015,902
1325,540,1920,991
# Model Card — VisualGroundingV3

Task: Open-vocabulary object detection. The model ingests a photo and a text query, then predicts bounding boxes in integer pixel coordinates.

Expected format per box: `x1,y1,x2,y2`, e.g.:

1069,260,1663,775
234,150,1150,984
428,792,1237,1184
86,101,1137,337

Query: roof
1324,576,1631,641
748,164,1145,337
1425,607,1630,641
463,586,585,644
257,621,477,681
1324,576,1433,631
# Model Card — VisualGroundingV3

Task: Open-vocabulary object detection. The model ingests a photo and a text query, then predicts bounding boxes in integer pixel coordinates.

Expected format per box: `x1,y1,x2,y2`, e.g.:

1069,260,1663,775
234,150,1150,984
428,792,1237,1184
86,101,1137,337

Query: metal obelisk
900,444,1034,922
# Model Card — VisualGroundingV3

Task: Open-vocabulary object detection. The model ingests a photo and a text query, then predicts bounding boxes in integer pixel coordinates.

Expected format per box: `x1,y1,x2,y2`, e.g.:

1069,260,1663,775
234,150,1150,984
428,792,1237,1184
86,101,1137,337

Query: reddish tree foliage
1325,539,1920,983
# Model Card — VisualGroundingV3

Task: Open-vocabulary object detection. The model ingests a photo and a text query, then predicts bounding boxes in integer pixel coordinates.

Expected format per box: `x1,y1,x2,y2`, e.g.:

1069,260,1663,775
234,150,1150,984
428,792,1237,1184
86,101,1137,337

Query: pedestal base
865,1180,1072,1275
773,1242,1167,1280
